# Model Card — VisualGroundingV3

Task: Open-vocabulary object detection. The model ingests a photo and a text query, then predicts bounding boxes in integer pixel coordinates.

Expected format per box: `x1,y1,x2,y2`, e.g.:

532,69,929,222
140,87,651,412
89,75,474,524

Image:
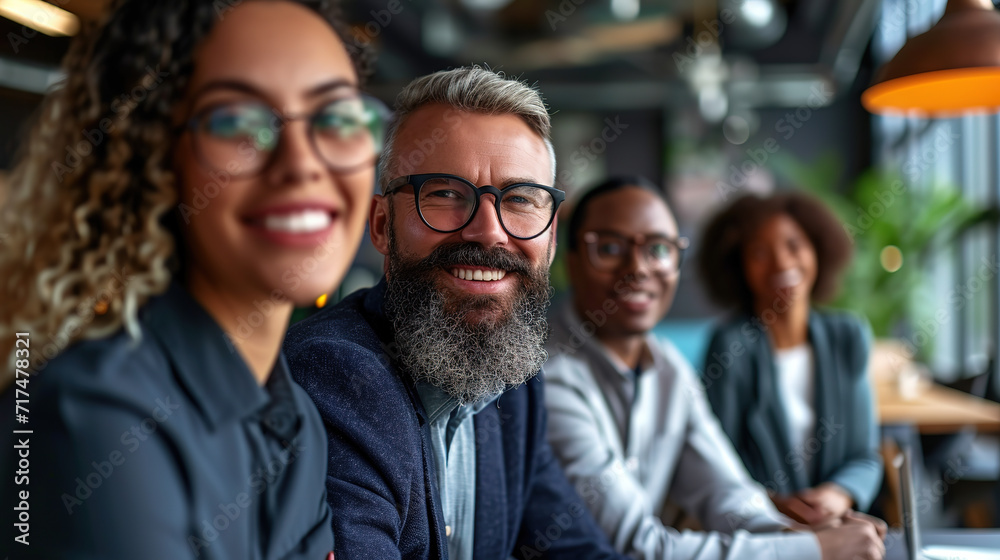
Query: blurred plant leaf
771,152,999,353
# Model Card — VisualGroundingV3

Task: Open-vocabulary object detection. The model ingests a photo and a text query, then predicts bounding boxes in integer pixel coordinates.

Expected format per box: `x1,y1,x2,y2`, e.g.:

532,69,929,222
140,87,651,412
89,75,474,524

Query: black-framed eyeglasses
582,231,690,274
182,92,390,178
384,173,566,240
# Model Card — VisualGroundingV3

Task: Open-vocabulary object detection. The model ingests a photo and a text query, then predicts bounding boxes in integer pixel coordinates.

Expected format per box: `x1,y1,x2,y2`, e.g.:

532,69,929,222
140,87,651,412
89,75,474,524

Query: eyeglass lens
588,233,682,272
417,176,556,238
194,96,385,176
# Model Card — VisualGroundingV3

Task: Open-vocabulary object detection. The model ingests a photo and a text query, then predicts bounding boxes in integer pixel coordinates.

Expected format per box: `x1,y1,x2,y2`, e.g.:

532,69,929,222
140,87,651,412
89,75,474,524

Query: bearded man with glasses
542,177,887,560
283,66,627,560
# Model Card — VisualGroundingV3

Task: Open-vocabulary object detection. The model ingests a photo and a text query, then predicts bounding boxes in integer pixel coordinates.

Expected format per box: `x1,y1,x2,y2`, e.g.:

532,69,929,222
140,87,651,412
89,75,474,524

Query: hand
771,494,828,526
844,510,888,540
799,483,854,520
815,514,885,560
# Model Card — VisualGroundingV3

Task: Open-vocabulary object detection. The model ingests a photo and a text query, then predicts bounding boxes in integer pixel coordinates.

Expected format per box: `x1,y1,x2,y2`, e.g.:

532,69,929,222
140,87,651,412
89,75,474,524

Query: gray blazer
703,311,883,511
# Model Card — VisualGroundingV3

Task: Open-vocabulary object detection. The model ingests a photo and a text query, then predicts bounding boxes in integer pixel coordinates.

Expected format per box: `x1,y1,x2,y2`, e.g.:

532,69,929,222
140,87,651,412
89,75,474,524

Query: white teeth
772,269,803,288
621,291,652,303
450,268,507,282
262,210,331,233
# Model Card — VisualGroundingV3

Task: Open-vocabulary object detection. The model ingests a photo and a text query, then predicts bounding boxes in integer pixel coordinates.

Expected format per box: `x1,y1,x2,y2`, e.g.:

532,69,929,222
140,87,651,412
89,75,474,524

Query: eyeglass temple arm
384,176,413,195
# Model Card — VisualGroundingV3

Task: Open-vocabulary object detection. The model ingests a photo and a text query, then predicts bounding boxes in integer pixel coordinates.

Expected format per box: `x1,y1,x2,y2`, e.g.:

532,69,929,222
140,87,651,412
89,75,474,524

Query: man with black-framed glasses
283,66,627,560
543,176,886,560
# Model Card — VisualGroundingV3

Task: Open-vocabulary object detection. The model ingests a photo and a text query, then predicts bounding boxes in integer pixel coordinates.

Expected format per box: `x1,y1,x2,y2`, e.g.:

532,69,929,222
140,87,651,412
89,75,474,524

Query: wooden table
875,380,1000,527
876,381,1000,434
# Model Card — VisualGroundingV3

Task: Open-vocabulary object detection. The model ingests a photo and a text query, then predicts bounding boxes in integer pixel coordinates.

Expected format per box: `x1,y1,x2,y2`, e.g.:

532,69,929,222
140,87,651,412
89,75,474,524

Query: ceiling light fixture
862,0,1000,116
741,0,774,28
0,0,80,37
611,0,640,21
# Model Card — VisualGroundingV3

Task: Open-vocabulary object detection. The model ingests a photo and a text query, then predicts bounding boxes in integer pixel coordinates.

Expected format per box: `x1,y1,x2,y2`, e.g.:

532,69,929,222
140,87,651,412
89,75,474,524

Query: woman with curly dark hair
0,0,386,557
698,192,883,528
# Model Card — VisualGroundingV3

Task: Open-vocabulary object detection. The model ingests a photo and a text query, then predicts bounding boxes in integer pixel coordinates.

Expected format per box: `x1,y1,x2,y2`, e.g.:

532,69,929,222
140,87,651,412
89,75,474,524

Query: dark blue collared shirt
1,283,334,559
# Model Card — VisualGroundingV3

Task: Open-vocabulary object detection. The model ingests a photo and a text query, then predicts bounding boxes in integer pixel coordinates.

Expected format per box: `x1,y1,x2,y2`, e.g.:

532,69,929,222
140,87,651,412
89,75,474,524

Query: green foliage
773,153,997,348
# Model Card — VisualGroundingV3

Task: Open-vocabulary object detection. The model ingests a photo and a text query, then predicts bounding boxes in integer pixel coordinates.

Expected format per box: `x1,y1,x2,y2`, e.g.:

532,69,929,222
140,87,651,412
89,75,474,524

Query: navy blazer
283,279,626,560
703,310,883,511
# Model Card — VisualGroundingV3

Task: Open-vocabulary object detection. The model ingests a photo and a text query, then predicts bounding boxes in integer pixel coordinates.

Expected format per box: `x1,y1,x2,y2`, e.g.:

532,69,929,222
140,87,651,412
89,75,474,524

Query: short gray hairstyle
377,66,557,192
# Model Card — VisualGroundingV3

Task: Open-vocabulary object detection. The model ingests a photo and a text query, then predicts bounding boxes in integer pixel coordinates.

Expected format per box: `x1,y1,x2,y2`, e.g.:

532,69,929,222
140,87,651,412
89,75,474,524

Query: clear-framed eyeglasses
183,92,390,178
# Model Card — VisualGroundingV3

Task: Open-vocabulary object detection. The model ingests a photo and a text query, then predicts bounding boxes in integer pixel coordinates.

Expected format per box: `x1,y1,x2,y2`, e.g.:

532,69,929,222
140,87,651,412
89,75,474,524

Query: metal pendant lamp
862,0,1000,116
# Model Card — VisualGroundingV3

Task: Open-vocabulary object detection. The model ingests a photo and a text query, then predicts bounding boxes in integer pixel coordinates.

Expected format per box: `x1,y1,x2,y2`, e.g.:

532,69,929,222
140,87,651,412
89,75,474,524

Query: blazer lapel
396,370,448,559
472,405,508,559
752,324,809,492
368,283,449,560
419,414,449,560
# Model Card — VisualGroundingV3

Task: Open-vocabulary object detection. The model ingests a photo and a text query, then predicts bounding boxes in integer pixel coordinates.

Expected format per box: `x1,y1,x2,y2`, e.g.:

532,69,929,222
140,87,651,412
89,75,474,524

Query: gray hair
377,66,556,191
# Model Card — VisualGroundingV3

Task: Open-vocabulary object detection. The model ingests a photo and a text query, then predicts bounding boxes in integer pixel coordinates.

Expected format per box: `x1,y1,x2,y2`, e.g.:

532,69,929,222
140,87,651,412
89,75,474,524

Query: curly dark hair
697,191,852,310
0,0,370,381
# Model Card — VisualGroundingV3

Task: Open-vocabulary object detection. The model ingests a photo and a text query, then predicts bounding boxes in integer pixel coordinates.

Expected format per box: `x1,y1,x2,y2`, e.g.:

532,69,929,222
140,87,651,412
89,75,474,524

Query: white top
774,344,816,465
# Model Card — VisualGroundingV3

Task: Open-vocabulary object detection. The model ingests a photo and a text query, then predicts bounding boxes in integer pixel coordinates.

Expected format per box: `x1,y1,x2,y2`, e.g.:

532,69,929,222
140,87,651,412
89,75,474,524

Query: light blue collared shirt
415,383,497,560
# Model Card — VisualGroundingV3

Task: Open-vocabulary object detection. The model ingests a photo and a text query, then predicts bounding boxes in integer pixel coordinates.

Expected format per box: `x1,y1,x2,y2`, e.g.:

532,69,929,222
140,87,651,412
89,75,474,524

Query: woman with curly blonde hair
0,0,387,557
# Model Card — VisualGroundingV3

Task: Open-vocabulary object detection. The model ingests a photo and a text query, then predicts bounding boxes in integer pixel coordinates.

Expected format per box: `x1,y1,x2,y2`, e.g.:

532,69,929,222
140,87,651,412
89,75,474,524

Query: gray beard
384,234,552,405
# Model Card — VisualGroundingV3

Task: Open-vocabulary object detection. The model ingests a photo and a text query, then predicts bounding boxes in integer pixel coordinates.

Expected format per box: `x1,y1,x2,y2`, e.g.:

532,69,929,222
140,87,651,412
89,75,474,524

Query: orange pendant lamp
862,0,1000,116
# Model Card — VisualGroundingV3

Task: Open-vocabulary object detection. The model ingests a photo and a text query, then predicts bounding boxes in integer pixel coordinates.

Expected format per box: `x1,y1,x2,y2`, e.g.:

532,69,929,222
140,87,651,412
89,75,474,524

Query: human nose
460,193,508,246
773,245,795,270
621,240,650,280
264,119,325,187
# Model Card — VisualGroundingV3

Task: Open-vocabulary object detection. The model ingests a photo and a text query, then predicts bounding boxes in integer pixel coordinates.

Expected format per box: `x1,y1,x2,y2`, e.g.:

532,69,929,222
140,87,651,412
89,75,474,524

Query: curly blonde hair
0,0,368,385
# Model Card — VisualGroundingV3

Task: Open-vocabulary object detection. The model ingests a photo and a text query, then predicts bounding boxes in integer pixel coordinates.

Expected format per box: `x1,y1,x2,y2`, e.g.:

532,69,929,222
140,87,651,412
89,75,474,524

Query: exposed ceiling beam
0,54,61,93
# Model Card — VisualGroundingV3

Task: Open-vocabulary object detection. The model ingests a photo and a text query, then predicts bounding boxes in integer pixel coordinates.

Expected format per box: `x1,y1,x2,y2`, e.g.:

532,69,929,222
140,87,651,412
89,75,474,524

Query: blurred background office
2,0,999,533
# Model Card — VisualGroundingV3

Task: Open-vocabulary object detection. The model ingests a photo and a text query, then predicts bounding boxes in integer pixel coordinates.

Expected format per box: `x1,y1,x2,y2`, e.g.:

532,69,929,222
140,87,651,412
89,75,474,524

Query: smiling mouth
253,209,334,234
620,291,653,304
240,209,338,235
450,267,508,282
771,269,803,289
